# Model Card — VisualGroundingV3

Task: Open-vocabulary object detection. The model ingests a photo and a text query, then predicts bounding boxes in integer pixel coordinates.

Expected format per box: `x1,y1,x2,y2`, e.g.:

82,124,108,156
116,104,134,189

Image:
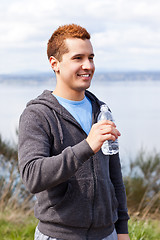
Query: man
18,24,130,240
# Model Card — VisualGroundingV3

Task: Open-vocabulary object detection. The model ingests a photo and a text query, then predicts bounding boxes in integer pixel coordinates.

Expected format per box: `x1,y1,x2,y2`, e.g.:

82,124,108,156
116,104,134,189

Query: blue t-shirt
53,95,92,135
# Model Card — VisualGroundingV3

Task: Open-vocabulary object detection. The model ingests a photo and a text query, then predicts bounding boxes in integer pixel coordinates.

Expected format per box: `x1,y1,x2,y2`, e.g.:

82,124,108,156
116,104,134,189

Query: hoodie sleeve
18,106,94,194
109,153,130,234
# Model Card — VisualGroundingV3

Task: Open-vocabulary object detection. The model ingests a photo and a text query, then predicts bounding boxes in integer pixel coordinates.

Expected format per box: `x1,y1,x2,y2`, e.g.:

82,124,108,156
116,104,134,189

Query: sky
1,0,160,74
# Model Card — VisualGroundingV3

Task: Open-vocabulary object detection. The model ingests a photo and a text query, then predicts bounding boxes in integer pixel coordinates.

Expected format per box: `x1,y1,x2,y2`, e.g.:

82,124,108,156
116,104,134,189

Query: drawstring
52,110,64,145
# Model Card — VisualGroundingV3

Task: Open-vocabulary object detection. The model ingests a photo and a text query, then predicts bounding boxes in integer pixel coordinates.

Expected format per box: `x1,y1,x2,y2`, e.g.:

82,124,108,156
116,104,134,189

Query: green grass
0,213,38,240
128,218,160,240
0,213,159,240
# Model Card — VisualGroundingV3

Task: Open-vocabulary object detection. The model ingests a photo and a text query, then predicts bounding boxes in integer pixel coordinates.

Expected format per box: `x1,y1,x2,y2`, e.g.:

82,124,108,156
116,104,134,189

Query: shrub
124,149,160,218
0,135,34,212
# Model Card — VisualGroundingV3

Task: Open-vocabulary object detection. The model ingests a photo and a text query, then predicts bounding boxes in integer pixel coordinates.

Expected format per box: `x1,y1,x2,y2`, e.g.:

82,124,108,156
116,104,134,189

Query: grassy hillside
0,212,159,240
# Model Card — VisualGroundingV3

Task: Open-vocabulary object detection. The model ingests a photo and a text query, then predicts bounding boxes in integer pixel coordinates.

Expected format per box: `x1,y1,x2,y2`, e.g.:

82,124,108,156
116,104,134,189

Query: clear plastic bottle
97,104,119,155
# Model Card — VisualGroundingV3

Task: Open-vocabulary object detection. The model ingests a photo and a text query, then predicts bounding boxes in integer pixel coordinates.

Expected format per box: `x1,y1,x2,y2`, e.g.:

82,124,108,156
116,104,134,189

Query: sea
0,71,160,171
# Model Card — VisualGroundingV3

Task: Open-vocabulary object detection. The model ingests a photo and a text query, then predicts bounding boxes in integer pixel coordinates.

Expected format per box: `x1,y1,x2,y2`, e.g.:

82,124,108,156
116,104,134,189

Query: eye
74,56,82,60
76,57,81,59
89,56,94,61
89,55,94,61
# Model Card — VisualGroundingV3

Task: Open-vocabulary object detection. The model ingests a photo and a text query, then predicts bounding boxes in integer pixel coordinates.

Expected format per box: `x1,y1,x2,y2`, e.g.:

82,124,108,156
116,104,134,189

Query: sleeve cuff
72,139,94,164
115,220,129,234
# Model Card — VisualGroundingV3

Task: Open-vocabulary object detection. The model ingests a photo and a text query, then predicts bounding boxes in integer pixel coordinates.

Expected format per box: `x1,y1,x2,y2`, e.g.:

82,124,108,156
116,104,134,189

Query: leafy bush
0,135,34,212
124,149,160,218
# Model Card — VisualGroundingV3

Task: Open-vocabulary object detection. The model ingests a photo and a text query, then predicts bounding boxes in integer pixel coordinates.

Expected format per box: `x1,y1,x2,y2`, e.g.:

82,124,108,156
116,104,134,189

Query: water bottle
97,104,119,155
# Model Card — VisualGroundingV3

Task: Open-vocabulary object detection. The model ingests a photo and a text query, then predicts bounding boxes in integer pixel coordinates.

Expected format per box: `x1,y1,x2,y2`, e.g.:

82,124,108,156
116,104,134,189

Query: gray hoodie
18,90,129,240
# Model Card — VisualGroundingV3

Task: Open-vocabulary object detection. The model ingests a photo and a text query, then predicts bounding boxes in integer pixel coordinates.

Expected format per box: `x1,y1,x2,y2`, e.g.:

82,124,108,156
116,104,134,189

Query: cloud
0,0,160,73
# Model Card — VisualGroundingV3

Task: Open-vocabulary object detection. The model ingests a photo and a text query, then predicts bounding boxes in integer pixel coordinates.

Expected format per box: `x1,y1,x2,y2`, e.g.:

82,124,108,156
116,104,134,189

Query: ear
49,56,60,73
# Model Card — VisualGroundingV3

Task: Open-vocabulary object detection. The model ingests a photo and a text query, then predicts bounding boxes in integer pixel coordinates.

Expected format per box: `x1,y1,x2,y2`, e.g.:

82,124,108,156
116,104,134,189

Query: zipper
86,156,97,240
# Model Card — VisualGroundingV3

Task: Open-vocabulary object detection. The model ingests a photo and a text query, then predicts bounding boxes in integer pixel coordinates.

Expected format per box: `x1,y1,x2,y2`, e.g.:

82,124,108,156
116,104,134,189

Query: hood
26,90,103,114
27,90,59,110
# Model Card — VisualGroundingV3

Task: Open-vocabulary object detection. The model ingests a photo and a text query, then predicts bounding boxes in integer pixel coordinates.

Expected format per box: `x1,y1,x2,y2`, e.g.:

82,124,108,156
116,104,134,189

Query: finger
109,130,120,139
101,133,117,142
99,125,121,138
114,128,121,137
97,119,116,127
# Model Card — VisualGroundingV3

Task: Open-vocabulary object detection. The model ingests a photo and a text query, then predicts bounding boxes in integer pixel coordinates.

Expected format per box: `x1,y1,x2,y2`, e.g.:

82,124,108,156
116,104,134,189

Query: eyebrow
71,53,95,58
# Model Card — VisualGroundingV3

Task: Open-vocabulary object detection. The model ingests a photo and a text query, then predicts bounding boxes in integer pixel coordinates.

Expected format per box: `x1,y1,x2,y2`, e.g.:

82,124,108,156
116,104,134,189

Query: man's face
55,38,95,96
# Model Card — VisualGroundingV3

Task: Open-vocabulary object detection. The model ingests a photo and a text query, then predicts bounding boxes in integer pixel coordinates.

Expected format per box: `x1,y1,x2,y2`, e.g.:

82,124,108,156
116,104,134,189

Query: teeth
78,74,90,77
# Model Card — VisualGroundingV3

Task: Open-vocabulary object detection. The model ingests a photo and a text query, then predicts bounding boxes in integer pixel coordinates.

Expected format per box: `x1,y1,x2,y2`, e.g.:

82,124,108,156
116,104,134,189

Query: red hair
47,24,90,61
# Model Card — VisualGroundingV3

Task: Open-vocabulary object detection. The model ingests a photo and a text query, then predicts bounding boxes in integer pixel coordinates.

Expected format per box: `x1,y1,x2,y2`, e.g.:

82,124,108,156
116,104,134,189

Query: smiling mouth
77,74,91,77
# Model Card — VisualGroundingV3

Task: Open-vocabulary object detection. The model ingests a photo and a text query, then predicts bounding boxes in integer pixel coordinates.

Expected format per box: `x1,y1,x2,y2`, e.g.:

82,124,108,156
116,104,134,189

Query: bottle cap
100,104,109,111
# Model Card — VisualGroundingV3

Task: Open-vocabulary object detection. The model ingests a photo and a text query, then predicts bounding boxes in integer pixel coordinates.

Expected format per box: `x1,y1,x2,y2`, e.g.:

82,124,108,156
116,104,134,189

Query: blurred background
0,0,160,239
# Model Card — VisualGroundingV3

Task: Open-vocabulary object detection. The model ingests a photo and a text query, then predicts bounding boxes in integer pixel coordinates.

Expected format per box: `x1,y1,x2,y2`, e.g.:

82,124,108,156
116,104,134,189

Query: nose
82,59,94,70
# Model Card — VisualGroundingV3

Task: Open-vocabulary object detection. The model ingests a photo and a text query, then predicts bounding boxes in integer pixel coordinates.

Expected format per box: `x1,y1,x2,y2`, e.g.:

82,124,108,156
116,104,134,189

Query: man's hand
118,234,130,240
86,120,121,153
